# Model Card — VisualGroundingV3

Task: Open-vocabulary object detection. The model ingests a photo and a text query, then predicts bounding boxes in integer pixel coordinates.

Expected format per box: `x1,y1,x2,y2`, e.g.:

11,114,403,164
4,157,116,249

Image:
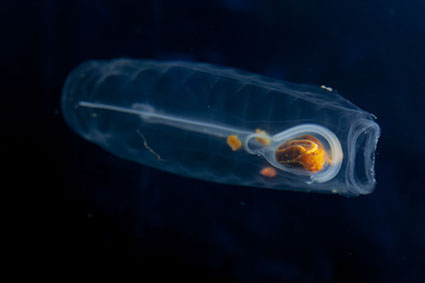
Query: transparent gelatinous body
61,59,381,196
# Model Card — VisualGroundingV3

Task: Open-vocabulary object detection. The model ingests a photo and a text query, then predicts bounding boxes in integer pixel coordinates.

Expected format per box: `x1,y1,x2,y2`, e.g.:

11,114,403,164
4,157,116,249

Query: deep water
5,0,425,281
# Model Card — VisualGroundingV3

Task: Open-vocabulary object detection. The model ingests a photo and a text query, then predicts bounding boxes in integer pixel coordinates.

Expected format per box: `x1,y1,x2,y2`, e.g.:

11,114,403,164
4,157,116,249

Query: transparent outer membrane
61,59,381,196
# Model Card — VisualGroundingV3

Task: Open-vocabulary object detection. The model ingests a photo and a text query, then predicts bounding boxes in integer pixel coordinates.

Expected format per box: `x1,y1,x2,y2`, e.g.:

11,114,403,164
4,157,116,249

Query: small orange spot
227,135,242,151
255,129,271,146
275,135,327,172
260,167,277,178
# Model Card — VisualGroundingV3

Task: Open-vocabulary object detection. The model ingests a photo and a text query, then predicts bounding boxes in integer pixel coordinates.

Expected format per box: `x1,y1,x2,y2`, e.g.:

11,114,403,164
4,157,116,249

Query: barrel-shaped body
61,59,380,196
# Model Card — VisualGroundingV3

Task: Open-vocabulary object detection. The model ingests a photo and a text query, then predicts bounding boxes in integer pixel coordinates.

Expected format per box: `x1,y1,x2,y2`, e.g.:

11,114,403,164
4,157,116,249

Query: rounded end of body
345,118,381,195
250,121,381,197
61,60,104,140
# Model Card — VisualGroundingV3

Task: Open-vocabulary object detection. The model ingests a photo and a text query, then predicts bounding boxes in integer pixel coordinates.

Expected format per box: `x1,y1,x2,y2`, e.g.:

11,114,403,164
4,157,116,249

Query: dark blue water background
5,0,424,281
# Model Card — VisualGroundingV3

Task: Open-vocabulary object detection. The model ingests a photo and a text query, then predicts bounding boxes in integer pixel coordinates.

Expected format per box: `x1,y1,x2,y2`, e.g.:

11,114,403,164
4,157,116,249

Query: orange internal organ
260,167,277,178
227,134,242,151
275,135,327,172
255,129,271,146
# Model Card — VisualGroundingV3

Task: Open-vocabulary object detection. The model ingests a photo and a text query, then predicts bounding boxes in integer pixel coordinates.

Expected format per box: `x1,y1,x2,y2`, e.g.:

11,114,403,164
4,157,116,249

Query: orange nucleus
260,167,277,178
227,134,242,151
275,135,327,172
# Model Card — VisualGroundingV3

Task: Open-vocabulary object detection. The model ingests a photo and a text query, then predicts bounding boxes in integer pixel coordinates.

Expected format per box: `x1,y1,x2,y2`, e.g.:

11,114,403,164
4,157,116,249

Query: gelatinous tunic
61,59,381,196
